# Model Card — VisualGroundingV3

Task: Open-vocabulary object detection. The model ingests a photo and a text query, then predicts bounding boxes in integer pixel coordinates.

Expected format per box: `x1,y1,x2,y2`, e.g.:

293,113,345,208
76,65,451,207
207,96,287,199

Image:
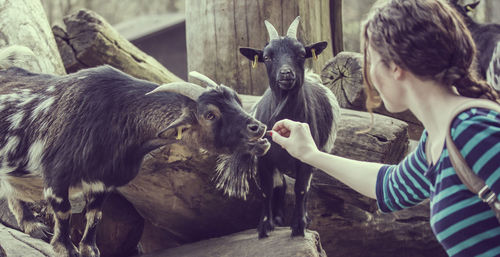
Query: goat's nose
247,123,260,133
280,68,292,75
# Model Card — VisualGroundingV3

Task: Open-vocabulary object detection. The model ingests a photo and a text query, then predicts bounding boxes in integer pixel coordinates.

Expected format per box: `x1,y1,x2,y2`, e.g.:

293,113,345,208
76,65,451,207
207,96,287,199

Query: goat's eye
205,111,216,120
264,56,271,62
299,52,306,58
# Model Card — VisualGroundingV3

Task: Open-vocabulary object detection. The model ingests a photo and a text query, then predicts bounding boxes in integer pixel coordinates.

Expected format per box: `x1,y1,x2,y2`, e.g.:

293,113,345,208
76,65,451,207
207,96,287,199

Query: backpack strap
445,99,500,220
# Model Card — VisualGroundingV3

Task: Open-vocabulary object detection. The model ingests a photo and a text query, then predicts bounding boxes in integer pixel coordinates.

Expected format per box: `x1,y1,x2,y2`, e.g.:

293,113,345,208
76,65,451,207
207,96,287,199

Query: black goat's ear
158,110,194,140
239,47,264,62
305,41,328,59
464,1,480,12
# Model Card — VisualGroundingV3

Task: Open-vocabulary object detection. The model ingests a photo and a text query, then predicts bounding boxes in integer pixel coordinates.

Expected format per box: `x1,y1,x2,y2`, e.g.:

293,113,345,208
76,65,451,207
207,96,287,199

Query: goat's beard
215,152,257,200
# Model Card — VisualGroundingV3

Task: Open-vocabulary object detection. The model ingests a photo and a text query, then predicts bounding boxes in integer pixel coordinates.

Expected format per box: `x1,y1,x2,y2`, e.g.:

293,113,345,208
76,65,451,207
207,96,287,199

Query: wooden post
185,0,337,95
329,0,343,55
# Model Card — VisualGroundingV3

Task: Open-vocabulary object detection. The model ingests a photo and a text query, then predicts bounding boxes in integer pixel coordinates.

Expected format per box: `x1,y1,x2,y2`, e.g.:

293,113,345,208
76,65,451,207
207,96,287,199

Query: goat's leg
272,172,286,226
7,197,50,241
257,162,275,238
291,166,313,237
45,187,78,257
79,190,108,257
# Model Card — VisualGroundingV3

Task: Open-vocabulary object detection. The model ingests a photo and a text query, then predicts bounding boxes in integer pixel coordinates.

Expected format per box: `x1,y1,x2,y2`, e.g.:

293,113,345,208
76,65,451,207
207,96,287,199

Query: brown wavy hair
361,0,500,115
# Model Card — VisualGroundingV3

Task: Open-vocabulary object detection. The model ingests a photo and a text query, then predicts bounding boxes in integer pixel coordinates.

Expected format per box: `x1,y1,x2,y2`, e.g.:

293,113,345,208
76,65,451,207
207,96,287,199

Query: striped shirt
376,107,500,257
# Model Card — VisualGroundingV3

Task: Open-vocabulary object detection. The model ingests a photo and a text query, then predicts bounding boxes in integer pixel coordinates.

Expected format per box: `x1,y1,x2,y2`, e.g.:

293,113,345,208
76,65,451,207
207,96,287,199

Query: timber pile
0,3,448,257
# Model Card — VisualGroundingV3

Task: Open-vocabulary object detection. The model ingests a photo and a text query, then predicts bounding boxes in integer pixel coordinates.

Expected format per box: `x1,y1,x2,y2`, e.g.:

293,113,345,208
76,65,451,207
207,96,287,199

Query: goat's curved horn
264,20,280,41
146,82,205,101
189,71,218,88
286,16,301,39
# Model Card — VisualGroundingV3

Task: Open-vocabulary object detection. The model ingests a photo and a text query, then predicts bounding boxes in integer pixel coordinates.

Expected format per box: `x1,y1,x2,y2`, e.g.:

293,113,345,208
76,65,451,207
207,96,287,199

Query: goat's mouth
277,79,295,90
246,130,270,156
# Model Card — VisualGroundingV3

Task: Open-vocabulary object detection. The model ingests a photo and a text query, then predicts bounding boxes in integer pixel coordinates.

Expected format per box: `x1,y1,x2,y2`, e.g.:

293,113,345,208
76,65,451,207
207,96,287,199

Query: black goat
449,0,500,90
0,56,270,257
230,16,340,238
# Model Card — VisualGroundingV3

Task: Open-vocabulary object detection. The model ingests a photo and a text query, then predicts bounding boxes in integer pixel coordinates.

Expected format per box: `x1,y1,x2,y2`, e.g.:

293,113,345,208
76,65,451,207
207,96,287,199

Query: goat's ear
158,110,194,140
464,1,480,12
239,47,264,62
305,41,328,59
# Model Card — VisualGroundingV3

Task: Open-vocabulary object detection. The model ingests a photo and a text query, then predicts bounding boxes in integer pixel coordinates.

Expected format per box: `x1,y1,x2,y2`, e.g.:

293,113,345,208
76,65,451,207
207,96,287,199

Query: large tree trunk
321,51,424,139
185,0,337,95
0,0,65,75
53,9,182,84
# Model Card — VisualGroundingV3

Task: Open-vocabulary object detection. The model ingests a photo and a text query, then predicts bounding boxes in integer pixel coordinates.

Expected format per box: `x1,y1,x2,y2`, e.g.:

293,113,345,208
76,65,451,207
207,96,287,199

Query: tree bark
185,0,337,95
321,51,424,139
53,9,182,84
138,228,326,257
0,0,65,75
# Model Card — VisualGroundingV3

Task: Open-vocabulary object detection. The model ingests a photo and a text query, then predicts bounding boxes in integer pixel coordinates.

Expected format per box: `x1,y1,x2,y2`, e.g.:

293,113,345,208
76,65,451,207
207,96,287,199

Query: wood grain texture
138,227,326,257
54,9,182,84
0,0,65,75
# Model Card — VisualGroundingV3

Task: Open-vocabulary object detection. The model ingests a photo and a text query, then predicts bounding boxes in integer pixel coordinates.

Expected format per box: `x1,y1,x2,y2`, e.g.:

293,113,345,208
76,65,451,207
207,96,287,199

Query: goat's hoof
79,243,100,257
51,240,79,257
24,221,51,242
257,218,274,239
290,216,307,237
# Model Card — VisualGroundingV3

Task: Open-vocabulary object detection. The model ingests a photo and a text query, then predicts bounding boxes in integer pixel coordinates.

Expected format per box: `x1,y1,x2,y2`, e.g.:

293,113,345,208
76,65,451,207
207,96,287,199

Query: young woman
270,0,500,256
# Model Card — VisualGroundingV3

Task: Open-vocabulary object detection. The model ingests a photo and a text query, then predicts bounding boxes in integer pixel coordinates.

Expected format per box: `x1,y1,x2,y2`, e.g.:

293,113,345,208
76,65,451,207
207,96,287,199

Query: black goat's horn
286,16,300,39
146,82,205,101
264,20,280,41
189,71,218,88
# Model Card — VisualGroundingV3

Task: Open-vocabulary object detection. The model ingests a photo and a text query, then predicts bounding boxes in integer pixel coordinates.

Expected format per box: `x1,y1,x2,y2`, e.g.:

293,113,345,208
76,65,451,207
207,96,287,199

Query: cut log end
321,51,365,109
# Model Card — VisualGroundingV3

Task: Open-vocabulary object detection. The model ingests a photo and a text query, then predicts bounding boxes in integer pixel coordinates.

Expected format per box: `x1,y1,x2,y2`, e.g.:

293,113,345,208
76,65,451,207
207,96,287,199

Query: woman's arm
271,119,382,199
300,151,382,199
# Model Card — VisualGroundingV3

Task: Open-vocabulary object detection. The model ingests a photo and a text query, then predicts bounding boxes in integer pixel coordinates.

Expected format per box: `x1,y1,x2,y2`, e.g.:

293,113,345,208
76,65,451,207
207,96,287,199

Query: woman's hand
271,119,319,162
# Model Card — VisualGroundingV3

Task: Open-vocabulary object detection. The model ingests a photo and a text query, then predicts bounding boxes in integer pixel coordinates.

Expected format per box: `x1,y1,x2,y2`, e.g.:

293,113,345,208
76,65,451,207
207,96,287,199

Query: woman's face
366,45,407,113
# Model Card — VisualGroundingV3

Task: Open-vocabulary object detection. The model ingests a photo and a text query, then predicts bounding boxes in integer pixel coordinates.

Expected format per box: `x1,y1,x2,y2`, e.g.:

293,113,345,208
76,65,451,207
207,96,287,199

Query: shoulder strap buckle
478,185,497,204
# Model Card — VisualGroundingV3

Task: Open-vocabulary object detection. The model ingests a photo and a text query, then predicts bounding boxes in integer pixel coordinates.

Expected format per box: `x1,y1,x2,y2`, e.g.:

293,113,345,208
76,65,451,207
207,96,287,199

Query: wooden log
0,223,55,257
0,0,65,75
185,0,338,95
53,9,182,84
138,228,326,257
321,51,424,139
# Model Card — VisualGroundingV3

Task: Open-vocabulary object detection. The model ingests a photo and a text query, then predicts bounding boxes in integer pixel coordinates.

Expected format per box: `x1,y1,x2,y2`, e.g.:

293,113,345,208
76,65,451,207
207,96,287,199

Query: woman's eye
205,112,216,120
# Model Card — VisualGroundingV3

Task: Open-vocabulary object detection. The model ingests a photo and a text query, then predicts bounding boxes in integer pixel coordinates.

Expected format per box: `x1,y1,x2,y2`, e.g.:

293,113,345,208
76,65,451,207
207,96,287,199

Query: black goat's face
239,17,328,92
195,85,270,155
148,74,270,156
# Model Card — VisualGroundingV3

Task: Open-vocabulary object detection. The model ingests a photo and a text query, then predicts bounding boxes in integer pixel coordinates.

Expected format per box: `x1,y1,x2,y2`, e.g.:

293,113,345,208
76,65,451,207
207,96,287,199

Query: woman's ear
390,62,404,81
